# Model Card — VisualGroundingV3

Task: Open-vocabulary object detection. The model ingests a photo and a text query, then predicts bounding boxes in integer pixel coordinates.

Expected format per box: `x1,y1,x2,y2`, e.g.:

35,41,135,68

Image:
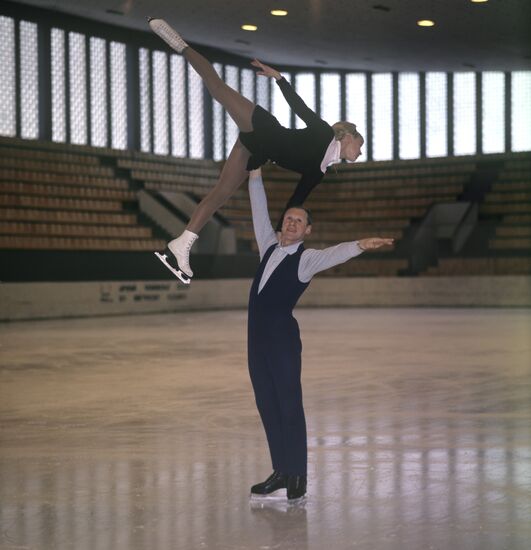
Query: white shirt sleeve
249,173,278,261
298,242,364,283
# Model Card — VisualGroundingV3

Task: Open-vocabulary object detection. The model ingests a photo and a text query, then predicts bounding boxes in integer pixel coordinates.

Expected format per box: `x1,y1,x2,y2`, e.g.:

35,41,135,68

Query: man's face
281,208,312,243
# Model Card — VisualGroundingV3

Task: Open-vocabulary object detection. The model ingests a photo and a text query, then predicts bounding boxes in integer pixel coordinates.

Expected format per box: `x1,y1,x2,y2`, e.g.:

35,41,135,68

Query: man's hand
251,59,282,81
357,237,394,251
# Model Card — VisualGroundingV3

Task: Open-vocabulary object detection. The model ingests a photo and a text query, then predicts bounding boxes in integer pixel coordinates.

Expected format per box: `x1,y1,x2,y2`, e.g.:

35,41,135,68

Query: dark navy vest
248,243,310,339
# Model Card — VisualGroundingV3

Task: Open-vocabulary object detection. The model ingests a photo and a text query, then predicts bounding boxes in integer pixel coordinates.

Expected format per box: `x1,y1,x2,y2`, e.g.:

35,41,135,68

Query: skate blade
250,488,287,501
287,495,307,506
154,252,191,285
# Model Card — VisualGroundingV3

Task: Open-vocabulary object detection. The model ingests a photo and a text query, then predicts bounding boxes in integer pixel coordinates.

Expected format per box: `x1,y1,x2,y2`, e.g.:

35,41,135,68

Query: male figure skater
247,168,393,502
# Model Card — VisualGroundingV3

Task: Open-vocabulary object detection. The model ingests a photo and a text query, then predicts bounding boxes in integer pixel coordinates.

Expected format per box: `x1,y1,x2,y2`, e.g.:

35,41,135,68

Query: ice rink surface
1,308,531,550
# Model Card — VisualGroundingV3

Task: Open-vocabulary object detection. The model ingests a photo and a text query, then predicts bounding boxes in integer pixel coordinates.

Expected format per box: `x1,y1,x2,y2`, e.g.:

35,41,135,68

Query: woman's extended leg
166,139,251,278
149,19,254,280
149,18,255,131
187,139,250,233
183,48,255,132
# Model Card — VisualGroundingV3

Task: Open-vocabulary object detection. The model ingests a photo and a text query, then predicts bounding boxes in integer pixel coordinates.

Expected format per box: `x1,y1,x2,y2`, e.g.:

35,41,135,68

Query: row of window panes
1,16,530,158
0,19,128,148
143,64,531,160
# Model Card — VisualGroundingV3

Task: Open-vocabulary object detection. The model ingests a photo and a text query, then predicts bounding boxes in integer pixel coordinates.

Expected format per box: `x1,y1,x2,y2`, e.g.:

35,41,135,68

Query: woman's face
342,134,364,162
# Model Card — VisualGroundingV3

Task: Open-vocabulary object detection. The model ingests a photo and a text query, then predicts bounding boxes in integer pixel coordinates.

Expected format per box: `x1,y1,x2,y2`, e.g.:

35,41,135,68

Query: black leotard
239,78,335,210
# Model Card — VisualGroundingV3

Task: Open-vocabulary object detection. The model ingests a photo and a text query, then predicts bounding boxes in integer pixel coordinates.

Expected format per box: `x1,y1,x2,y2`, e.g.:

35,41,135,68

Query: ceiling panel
7,0,531,71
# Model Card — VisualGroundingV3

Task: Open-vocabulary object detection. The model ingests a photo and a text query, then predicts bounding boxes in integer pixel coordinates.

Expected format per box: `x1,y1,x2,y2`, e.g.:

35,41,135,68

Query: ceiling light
241,24,258,31
271,9,288,16
470,0,488,3
417,19,435,27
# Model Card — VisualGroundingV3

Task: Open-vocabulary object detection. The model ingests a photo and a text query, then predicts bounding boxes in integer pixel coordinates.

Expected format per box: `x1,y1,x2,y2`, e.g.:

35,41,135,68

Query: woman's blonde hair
332,121,361,141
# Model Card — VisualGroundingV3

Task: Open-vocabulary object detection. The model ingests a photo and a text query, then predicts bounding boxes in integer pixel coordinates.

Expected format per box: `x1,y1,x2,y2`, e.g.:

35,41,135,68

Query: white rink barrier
1,276,530,321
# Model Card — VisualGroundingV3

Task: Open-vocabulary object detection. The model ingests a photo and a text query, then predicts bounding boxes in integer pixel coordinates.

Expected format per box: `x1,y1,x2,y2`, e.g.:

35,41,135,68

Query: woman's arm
251,59,321,126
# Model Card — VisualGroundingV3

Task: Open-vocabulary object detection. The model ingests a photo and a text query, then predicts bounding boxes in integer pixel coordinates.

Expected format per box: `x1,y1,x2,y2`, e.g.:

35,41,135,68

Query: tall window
482,72,505,154
152,50,169,155
212,63,224,161
346,73,367,162
68,32,87,145
320,73,340,126
0,16,16,137
1,13,530,161
170,54,187,157
372,73,393,161
256,72,269,111
187,63,204,158
511,71,531,152
426,72,447,158
241,68,254,102
398,73,420,159
272,73,291,128
295,73,315,129
139,48,151,152
110,41,127,150
89,37,107,147
453,72,476,156
19,21,39,139
224,65,239,158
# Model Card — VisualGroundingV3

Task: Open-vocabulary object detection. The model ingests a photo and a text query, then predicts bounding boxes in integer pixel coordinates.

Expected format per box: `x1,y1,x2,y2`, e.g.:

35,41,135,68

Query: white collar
276,240,303,255
320,138,341,174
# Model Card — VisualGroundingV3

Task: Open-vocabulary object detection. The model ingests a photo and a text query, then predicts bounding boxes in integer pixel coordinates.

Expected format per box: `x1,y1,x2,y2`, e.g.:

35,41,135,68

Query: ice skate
147,17,188,53
154,230,198,284
250,471,287,500
154,249,191,285
287,475,307,503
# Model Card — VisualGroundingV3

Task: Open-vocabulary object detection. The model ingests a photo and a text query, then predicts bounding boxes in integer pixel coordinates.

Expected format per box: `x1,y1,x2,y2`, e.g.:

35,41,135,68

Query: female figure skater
149,18,364,284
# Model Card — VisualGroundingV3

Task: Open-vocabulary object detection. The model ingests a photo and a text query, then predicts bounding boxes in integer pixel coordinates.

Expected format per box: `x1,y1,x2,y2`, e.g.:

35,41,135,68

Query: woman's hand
251,59,282,81
357,238,395,251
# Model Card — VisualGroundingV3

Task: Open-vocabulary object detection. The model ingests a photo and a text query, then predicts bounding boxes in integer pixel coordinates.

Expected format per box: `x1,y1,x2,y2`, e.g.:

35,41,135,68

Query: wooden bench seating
0,145,101,166
226,194,457,212
485,191,531,203
0,221,153,239
0,156,114,177
0,169,128,189
0,182,135,201
0,208,137,225
235,226,403,242
118,158,220,178
231,218,407,234
0,235,165,251
495,226,531,237
489,238,531,250
221,205,427,221
481,203,531,215
491,181,531,192
0,194,123,212
1,137,529,272
501,159,531,172
503,214,531,224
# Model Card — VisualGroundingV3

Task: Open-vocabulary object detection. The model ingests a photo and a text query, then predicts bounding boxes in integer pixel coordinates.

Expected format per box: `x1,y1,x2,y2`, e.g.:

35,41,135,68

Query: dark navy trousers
248,244,310,476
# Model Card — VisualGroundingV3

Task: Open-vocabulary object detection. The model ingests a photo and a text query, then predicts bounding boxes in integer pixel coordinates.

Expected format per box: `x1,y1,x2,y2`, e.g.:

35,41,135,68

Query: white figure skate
148,17,189,53
154,250,191,285
154,230,198,285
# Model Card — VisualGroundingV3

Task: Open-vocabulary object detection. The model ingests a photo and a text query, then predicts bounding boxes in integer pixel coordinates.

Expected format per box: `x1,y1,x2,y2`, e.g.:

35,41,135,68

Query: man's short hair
282,205,313,226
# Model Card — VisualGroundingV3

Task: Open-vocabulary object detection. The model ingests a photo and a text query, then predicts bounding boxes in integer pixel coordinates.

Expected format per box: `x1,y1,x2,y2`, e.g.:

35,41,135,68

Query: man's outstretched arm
248,169,278,260
299,238,394,282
